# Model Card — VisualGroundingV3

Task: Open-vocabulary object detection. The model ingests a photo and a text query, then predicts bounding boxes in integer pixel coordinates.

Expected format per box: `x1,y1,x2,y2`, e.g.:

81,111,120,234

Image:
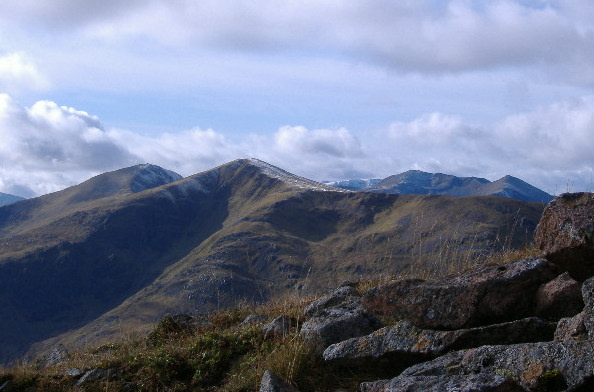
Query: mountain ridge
0,192,25,207
326,169,553,203
0,159,545,364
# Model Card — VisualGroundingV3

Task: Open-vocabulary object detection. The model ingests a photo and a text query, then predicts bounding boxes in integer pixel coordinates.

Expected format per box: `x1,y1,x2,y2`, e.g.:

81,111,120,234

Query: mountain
0,192,25,206
0,159,545,364
328,170,553,203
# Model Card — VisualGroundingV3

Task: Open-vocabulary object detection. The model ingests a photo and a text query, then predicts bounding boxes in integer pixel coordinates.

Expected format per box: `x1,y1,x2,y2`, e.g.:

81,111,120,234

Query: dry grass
0,240,541,392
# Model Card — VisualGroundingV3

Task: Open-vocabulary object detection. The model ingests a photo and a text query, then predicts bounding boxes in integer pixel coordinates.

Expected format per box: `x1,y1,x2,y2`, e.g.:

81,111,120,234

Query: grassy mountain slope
0,159,544,364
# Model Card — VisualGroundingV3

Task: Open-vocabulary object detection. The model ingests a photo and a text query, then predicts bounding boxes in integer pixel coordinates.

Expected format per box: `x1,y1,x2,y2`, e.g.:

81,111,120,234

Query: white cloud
379,96,594,193
1,93,594,199
5,1,591,76
0,52,49,92
10,0,585,80
107,127,241,177
274,126,364,158
0,94,136,196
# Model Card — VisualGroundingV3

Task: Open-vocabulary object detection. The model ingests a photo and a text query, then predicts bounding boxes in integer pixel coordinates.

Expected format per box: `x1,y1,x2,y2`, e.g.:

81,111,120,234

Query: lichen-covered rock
535,272,583,319
398,341,594,391
554,312,588,342
304,285,359,317
260,370,300,392
535,192,594,280
362,258,560,330
360,373,522,392
324,318,555,367
300,296,383,351
581,277,594,340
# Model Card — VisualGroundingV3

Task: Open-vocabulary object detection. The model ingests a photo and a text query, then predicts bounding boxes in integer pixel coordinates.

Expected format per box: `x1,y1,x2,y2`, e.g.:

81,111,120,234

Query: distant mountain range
0,192,25,207
325,170,553,203
0,159,546,364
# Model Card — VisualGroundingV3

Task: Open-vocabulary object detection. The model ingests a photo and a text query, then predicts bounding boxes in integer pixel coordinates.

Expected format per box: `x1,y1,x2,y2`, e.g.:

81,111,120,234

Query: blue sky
1,0,594,197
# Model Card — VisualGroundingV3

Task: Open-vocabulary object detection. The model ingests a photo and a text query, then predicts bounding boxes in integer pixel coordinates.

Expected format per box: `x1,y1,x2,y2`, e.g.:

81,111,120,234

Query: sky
1,0,594,198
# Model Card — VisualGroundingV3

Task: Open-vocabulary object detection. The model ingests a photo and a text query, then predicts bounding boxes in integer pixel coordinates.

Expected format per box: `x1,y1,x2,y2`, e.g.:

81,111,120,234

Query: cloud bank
1,94,593,198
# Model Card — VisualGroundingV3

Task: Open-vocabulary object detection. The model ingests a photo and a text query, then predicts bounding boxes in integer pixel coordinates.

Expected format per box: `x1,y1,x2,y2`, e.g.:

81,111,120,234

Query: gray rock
63,368,85,377
301,296,383,352
362,258,561,330
76,369,109,386
36,344,69,369
240,313,270,327
535,272,583,319
75,368,119,386
260,370,300,392
554,312,588,341
400,341,594,391
360,373,522,392
304,285,359,317
324,317,555,367
535,192,594,280
261,315,296,338
582,277,594,339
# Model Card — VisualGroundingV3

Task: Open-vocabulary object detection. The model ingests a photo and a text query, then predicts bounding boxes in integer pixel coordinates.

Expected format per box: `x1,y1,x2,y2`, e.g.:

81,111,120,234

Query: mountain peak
242,158,345,192
129,164,183,193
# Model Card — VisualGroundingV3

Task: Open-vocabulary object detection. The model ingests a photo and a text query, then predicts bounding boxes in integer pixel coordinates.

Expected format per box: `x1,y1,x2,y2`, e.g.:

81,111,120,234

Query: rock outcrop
297,193,594,391
535,192,594,280
362,258,560,329
300,286,383,351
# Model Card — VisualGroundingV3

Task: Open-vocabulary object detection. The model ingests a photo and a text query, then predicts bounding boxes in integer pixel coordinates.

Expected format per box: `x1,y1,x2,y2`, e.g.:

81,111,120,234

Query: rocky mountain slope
0,192,24,207
0,159,544,365
327,170,553,203
2,192,592,392
298,192,594,392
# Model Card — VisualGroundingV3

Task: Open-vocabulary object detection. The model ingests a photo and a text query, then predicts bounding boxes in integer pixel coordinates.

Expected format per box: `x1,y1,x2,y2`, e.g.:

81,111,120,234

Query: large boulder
303,285,359,317
383,341,594,392
535,272,583,319
300,294,383,352
362,258,561,330
535,192,594,280
324,317,555,368
361,374,523,392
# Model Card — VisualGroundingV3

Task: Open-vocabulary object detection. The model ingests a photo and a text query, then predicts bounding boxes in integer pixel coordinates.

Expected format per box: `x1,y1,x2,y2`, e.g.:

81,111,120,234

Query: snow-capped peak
247,158,347,192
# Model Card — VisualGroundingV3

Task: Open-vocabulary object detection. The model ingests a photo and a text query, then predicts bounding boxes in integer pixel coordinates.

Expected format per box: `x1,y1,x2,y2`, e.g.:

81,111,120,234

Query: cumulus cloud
107,127,241,176
379,97,594,193
0,52,49,92
1,93,594,198
0,94,137,196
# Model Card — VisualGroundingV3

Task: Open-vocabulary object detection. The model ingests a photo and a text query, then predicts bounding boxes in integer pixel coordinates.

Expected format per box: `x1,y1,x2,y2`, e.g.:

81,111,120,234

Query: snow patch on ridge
131,164,183,193
248,158,348,192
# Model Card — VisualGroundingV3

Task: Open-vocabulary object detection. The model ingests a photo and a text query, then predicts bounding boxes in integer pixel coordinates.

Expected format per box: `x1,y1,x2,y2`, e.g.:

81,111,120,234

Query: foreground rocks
300,286,383,351
295,193,594,391
535,192,594,280
362,258,560,330
324,317,556,366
